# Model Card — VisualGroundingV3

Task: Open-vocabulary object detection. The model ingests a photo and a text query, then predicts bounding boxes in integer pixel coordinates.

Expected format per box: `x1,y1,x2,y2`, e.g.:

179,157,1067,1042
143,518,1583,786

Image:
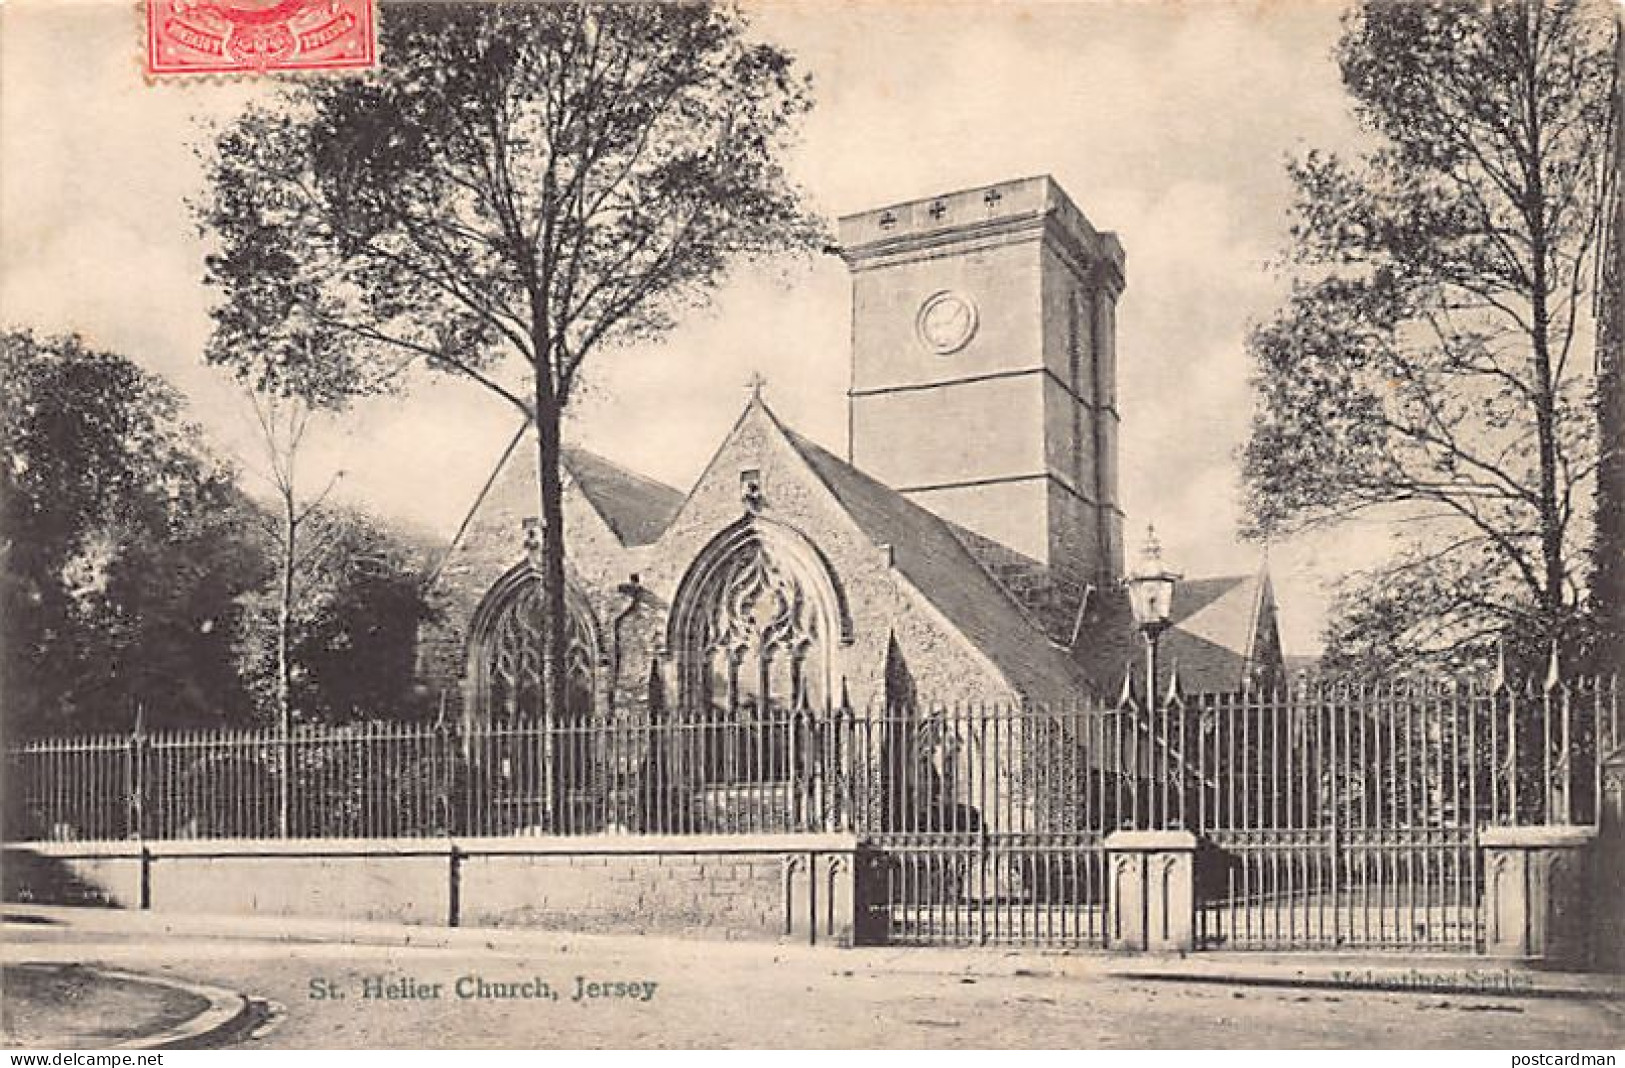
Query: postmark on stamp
145,0,378,77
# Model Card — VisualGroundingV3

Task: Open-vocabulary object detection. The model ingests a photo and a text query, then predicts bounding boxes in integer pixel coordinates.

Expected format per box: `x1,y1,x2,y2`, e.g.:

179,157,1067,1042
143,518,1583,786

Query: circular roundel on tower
915,290,978,355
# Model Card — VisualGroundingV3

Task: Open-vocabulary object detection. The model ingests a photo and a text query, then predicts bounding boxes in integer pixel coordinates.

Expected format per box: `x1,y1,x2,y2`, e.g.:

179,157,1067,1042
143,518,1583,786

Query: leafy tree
0,331,266,735
1244,0,1617,674
196,1,820,726
234,504,435,725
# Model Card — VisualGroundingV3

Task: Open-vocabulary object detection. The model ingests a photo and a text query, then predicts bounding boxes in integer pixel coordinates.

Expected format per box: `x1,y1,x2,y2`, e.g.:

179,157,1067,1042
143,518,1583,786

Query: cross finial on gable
746,371,768,401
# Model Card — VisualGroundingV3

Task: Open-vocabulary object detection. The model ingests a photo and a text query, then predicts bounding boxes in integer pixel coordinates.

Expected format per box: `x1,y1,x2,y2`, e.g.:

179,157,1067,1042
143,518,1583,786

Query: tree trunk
534,392,570,831
278,500,295,730
1530,291,1566,644
532,365,570,757
1598,260,1623,665
1593,24,1625,674
1521,13,1567,651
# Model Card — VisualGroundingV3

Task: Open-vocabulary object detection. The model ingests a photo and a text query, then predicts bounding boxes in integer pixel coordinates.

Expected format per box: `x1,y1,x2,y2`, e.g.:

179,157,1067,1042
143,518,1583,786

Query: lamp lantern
1125,524,1180,642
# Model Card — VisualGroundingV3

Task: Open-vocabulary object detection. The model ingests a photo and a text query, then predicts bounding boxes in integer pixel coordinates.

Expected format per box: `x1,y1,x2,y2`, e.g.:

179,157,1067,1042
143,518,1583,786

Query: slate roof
937,521,1088,642
432,407,1274,701
559,446,684,548
427,432,685,589
1071,572,1276,698
1069,584,1143,694
775,421,1101,704
1165,573,1273,690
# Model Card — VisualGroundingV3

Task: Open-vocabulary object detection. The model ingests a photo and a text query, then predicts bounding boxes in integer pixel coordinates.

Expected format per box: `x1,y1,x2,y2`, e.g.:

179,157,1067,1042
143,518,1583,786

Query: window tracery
675,527,835,784
479,576,596,727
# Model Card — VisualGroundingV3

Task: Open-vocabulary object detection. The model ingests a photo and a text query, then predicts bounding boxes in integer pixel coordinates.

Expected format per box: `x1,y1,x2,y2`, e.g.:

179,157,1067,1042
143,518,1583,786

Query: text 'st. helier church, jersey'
415,176,1283,768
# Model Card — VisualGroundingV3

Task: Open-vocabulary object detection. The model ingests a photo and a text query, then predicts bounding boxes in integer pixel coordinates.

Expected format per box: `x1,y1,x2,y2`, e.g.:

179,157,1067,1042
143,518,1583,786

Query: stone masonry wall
461,850,851,943
5,837,860,946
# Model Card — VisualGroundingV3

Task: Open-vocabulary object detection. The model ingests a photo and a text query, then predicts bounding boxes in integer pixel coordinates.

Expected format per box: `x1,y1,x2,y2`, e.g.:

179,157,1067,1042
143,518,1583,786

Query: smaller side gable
1163,575,1264,693
1071,569,1282,697
428,432,685,594
429,436,622,580
1171,576,1258,650
416,431,662,707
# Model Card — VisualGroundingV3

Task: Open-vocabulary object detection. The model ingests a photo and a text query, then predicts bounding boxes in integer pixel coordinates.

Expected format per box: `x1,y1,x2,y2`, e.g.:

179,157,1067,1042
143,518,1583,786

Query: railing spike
1544,640,1562,693
1117,662,1136,709
1493,639,1509,692
1163,662,1184,706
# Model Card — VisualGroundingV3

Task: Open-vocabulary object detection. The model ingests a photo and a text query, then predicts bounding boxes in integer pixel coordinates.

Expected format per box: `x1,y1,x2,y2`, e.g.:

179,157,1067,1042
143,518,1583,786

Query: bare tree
242,391,342,834
244,391,344,737
1588,20,1623,672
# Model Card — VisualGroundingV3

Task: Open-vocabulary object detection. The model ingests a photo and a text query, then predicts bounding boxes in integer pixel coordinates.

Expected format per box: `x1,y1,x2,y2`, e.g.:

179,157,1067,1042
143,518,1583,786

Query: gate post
1105,829,1197,952
1590,747,1624,972
1480,826,1595,966
850,841,891,946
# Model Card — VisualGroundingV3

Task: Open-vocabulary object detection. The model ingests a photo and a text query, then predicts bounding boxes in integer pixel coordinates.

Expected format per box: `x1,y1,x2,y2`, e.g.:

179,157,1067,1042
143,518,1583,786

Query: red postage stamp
145,0,378,77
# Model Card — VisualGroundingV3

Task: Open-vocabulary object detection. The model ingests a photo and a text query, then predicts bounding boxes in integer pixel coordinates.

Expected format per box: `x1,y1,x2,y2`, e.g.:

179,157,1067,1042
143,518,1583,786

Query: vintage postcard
1,0,1621,1053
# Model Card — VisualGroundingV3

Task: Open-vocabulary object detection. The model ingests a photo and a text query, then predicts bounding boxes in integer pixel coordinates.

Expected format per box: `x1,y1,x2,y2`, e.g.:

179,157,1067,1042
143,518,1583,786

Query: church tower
838,176,1126,589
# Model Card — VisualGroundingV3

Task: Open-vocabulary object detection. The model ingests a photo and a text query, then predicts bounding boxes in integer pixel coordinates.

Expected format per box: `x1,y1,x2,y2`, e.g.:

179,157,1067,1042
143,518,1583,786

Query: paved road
5,922,1622,1049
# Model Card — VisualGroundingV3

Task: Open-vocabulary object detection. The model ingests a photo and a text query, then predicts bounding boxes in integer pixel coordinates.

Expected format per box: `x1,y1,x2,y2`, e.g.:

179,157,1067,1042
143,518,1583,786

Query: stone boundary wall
3,834,864,946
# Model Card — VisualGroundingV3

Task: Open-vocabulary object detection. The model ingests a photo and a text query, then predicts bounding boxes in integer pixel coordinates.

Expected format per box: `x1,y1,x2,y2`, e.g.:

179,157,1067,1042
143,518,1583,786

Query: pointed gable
1070,569,1282,696
417,428,688,712
434,430,684,573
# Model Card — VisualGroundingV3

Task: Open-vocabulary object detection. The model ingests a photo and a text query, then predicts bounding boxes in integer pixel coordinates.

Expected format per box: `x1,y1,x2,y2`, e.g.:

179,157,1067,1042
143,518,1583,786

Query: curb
103,969,252,1050
10,964,252,1051
4,902,848,964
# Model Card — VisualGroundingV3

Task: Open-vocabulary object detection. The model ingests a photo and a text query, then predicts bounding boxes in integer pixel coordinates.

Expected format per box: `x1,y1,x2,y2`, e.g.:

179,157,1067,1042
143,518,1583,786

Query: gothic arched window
471,572,598,730
672,523,841,785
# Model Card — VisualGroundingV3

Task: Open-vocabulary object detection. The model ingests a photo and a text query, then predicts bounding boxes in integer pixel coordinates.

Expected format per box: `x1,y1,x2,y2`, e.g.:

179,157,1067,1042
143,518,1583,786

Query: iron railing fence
5,675,1617,845
1174,674,1620,833
5,715,853,841
1155,675,1617,951
1196,825,1481,951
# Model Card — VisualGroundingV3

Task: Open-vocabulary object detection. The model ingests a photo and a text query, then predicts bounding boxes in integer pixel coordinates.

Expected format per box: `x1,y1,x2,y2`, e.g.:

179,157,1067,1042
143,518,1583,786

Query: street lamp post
1125,524,1180,702
1125,524,1180,825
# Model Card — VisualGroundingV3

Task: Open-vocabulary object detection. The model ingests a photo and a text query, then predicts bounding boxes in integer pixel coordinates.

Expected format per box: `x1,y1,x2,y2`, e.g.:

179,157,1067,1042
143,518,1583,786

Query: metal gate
1187,676,1616,952
850,703,1121,948
863,675,1618,952
1198,826,1480,951
876,831,1108,947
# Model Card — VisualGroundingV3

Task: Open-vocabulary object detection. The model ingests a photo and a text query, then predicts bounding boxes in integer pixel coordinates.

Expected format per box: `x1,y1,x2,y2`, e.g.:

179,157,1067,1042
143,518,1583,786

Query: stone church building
416,176,1282,767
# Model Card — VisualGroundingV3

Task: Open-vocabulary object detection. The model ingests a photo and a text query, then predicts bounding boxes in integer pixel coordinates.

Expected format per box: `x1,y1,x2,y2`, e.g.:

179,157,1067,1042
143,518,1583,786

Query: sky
0,0,1400,655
